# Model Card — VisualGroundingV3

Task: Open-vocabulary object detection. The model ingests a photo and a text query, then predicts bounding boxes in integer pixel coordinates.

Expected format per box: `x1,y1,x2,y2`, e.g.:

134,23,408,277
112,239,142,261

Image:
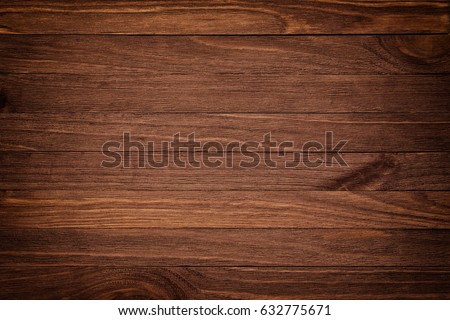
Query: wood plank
0,152,448,191
0,1,447,35
0,113,449,152
1,74,449,113
1,191,449,229
1,229,449,266
0,267,449,299
1,35,449,75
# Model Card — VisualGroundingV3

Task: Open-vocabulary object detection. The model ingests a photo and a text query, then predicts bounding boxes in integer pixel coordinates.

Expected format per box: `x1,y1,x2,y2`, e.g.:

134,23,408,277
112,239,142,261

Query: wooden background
0,0,449,299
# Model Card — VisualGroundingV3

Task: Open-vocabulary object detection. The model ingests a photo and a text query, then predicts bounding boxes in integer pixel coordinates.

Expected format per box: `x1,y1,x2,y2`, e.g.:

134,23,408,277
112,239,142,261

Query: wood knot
382,35,449,67
0,89,14,112
401,35,448,60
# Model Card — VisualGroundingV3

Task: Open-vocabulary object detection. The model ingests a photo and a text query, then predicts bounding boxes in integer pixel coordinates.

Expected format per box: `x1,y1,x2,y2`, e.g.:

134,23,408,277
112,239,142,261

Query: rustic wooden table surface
0,1,449,299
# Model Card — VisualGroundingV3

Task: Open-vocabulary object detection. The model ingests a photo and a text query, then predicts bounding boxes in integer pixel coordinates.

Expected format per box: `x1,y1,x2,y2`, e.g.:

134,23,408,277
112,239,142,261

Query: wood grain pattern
1,229,449,266
1,191,449,229
1,1,449,300
2,74,449,113
0,1,448,35
1,35,449,75
1,152,449,191
0,113,449,152
1,267,449,299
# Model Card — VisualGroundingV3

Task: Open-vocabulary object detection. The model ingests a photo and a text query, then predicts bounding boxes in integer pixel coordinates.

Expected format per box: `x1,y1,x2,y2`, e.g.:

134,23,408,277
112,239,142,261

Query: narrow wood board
1,36,449,75
0,1,448,34
1,191,449,229
1,229,449,267
1,152,448,191
1,113,449,152
0,267,449,299
1,74,449,113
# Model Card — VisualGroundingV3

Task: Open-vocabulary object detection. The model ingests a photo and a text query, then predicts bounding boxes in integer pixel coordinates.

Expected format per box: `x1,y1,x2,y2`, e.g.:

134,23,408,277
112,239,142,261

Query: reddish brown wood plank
0,113,449,152
1,74,449,113
1,229,449,266
0,267,449,299
1,191,449,229
0,1,447,35
0,152,448,191
1,36,449,75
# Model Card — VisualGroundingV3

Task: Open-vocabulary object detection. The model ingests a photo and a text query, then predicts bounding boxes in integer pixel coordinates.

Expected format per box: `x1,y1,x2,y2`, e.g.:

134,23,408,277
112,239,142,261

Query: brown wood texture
0,113,449,152
1,191,449,229
0,1,449,300
1,267,449,299
0,1,448,35
1,229,450,267
0,152,449,191
2,73,450,113
1,35,449,75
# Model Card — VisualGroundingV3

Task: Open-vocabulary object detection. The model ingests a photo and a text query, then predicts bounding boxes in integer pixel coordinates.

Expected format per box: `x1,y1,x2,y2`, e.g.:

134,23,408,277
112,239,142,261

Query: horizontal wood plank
0,1,448,35
1,35,449,75
1,229,449,266
0,113,449,152
1,191,449,229
0,152,448,191
1,74,449,113
0,267,449,299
